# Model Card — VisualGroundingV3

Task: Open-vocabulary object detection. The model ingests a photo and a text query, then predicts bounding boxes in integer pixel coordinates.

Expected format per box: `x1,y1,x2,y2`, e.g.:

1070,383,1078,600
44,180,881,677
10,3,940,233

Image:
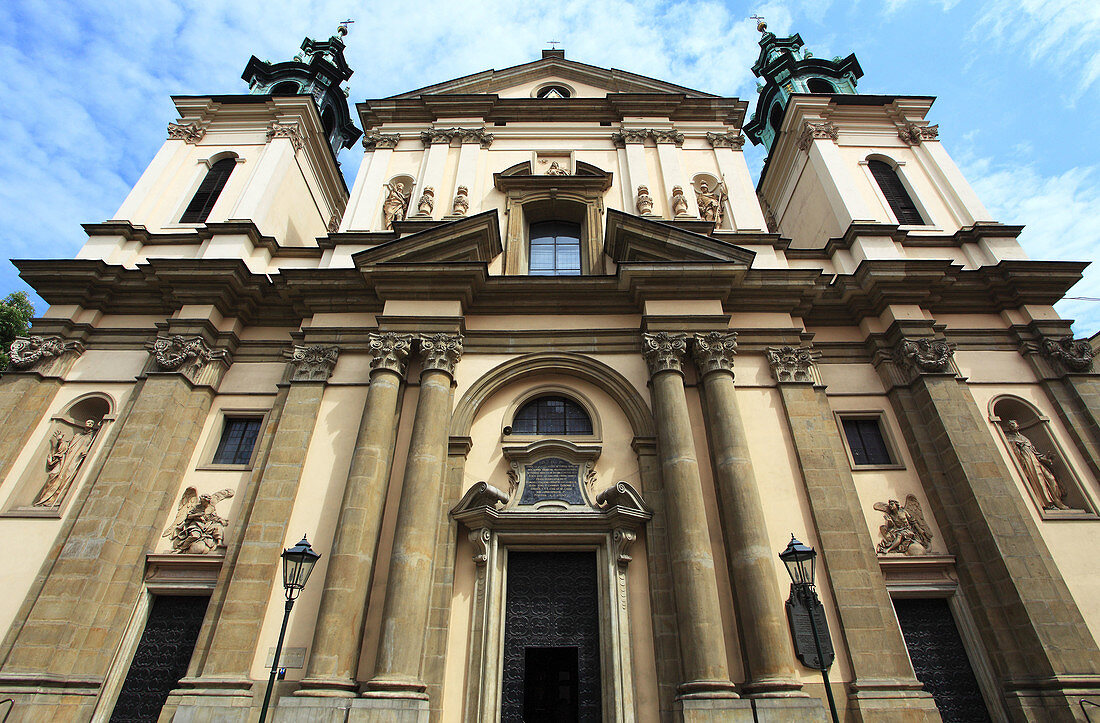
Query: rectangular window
212,417,262,466
842,416,894,466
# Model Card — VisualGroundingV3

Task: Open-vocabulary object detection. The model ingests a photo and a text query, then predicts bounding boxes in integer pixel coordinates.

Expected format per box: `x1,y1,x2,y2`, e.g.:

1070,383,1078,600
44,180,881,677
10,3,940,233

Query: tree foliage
0,291,35,369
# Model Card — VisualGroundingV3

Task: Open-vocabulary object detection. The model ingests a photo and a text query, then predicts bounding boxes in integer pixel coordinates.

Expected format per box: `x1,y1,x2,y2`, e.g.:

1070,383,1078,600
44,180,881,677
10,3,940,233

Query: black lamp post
258,535,321,723
780,535,840,723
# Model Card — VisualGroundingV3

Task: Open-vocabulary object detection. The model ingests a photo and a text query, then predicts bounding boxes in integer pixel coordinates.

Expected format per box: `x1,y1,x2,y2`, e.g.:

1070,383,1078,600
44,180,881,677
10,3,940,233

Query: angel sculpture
545,161,568,176
874,495,933,555
164,487,235,554
696,180,728,225
382,182,410,230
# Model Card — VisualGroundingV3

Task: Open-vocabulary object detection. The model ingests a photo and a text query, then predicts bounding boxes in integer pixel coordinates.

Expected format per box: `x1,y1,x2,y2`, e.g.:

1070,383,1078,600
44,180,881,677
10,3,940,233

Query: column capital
287,344,340,382
419,128,455,146
692,331,738,378
796,121,839,151
643,331,688,376
368,332,414,375
1041,335,1095,374
897,123,940,146
766,345,820,384
148,335,229,385
8,335,84,373
362,131,401,150
266,121,305,151
706,130,746,149
456,128,494,148
650,129,685,146
894,337,956,380
419,333,464,375
611,129,649,146
167,121,206,144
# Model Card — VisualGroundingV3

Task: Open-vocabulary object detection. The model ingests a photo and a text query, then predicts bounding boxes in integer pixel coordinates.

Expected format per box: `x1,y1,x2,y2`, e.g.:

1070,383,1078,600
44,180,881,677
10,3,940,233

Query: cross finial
750,14,767,32
547,40,561,50
337,19,355,36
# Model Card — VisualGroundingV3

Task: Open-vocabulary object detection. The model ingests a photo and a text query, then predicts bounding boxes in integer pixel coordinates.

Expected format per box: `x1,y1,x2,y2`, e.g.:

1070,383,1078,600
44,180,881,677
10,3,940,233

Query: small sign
785,588,835,670
519,458,585,506
265,646,306,669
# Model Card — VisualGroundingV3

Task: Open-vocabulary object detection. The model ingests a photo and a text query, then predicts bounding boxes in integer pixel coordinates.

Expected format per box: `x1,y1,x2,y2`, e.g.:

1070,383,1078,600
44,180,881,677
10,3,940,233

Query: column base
273,694,354,723
164,676,257,723
293,677,359,697
1004,675,1100,721
751,696,830,722
676,696,754,722
348,695,430,723
847,677,940,721
740,674,810,698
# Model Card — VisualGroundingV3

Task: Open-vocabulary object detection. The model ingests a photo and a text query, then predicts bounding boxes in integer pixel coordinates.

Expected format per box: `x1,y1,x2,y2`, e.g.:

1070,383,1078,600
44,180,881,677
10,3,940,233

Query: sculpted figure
636,185,654,215
1003,419,1070,510
670,185,689,216
164,487,236,554
874,495,933,555
34,421,97,507
382,182,410,230
546,161,568,176
696,180,727,224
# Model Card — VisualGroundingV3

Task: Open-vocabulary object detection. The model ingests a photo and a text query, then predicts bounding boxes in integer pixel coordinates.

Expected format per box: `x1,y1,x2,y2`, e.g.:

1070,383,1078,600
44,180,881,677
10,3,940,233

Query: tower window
270,81,300,95
512,396,592,435
807,78,836,93
869,160,926,225
768,101,785,136
180,157,236,224
321,106,336,138
529,221,581,276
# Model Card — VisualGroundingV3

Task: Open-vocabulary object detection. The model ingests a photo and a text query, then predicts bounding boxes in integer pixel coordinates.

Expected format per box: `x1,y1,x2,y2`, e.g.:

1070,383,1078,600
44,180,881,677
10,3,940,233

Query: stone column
691,333,805,701
641,332,741,715
295,334,413,698
767,344,939,719
360,334,462,719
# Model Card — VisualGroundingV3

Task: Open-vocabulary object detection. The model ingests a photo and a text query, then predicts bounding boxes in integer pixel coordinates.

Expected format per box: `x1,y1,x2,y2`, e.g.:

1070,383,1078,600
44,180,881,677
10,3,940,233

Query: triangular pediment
605,210,756,264
353,210,502,265
388,54,715,99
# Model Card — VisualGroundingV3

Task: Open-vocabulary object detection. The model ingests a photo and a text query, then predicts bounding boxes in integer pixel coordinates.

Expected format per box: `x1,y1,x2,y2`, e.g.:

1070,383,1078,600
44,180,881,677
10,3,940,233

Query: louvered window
869,160,925,225
180,157,236,223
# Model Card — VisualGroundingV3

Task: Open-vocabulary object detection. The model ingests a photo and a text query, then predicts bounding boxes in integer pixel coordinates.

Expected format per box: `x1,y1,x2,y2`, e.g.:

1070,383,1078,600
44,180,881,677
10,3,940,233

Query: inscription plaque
785,587,835,669
518,457,585,505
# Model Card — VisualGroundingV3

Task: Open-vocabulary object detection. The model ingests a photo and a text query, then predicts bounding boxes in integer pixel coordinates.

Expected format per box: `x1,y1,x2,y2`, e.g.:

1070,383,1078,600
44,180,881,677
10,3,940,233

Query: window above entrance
511,395,593,435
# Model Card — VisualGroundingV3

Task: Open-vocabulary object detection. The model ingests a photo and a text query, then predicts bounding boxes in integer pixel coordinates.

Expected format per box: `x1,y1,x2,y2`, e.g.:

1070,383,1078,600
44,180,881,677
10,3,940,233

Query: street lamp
779,535,840,723
258,535,321,723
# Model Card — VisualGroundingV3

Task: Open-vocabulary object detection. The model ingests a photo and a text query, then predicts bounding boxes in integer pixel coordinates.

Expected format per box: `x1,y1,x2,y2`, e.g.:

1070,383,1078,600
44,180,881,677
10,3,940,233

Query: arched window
321,105,336,138
807,78,836,93
180,157,236,223
511,396,592,435
868,159,925,225
529,221,581,276
270,81,300,95
768,101,785,135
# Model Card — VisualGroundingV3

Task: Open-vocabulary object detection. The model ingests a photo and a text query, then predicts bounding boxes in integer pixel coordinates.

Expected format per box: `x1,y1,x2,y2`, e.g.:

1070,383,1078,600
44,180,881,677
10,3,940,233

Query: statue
546,161,568,176
696,180,727,224
164,487,235,554
874,495,933,555
636,185,654,215
382,182,410,230
1002,420,1071,510
452,185,469,216
416,186,435,216
33,421,98,507
670,185,689,216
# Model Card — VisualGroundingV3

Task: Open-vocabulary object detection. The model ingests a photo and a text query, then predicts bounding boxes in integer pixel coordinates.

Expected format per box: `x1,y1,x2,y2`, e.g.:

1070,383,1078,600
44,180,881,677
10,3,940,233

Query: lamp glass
779,535,817,586
282,535,321,594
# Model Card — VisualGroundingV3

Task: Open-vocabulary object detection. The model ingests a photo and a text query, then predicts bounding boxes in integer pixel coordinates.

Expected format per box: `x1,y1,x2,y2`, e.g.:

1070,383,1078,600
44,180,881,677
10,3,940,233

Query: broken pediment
352,210,502,265
604,209,756,265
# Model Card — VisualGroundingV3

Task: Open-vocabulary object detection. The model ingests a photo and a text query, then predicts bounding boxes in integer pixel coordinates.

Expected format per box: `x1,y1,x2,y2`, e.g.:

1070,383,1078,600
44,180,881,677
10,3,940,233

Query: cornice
82,220,324,259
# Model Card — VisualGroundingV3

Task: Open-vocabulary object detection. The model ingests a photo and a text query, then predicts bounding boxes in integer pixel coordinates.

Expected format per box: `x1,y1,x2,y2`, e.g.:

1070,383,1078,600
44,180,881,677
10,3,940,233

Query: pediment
604,210,756,265
353,210,502,265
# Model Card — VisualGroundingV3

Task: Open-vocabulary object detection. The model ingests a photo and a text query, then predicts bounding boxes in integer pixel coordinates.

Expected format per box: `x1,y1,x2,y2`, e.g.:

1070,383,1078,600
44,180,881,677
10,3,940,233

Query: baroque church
1,19,1099,723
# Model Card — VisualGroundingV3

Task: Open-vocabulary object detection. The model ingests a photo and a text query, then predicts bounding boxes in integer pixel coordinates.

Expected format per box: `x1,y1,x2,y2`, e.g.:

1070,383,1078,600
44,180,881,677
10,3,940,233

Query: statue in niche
382,182,410,230
635,185,654,215
696,180,727,224
1002,419,1071,510
33,421,98,507
874,495,933,555
670,185,689,216
164,487,236,554
545,161,568,176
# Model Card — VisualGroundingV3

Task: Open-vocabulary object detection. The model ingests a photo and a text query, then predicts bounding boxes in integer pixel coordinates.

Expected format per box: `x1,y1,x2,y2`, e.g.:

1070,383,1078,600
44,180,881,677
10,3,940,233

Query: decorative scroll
167,122,206,144
362,131,401,149
1042,335,1094,373
706,130,746,149
897,123,940,146
163,486,235,554
8,335,79,371
266,121,305,151
469,527,491,565
797,121,839,151
766,345,820,383
419,333,464,375
367,332,413,374
874,495,933,555
895,337,955,376
642,332,688,375
288,344,339,382
693,331,738,377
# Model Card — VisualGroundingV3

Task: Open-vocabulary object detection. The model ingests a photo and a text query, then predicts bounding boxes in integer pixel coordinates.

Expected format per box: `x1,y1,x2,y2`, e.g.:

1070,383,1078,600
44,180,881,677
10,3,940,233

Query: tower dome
242,24,362,155
743,21,862,152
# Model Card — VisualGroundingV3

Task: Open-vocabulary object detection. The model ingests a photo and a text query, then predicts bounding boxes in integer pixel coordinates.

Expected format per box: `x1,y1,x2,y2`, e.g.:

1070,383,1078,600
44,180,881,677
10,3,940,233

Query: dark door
501,551,601,722
110,595,209,723
894,597,991,722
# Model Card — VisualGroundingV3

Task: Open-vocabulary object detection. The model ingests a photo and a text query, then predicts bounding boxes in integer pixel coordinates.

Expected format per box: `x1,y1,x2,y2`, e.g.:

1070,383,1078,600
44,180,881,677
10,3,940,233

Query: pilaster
653,131,692,219
614,130,651,216
344,133,400,231
706,132,766,231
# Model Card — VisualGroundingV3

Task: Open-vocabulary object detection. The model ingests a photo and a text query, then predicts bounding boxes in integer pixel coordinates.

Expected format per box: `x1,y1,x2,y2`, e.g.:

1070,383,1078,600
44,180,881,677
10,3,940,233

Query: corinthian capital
705,131,746,149
611,129,649,146
796,121,839,151
766,345,820,384
692,331,738,377
643,332,688,376
167,122,206,144
267,121,305,151
288,344,340,382
368,332,414,374
650,129,685,146
362,131,401,150
419,333,464,375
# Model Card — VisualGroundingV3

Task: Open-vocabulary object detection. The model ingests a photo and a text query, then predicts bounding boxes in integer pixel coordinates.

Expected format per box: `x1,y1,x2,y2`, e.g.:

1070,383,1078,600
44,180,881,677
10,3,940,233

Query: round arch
450,352,654,439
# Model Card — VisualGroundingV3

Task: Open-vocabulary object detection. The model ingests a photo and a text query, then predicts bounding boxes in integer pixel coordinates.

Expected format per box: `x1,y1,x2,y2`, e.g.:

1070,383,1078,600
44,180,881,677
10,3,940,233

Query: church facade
1,22,1100,722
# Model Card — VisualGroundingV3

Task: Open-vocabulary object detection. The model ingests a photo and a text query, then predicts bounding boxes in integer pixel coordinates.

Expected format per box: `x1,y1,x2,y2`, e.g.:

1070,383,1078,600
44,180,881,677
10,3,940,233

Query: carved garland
895,337,955,375
150,336,224,373
8,336,79,370
167,122,207,144
1042,336,1095,373
796,121,839,151
642,332,688,375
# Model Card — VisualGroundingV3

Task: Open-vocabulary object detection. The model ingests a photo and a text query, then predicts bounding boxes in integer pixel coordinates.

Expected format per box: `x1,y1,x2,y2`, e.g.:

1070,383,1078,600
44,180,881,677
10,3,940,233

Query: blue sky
1,0,1098,333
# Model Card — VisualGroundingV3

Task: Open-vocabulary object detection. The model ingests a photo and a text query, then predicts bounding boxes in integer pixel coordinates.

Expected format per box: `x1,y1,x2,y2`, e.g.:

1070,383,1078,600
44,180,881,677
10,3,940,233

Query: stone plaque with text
519,457,585,505
785,589,835,669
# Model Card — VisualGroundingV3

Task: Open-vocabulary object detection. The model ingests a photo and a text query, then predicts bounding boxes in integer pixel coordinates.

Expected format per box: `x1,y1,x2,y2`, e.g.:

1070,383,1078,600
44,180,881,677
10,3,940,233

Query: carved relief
382,182,410,230
326,214,340,233
416,186,435,216
1002,419,1072,510
545,161,569,176
149,336,225,377
895,337,955,375
897,123,940,146
705,131,746,149
696,180,727,225
612,528,638,567
766,345,820,383
692,331,738,377
670,185,689,216
164,487,235,554
420,129,454,146
288,344,339,382
643,332,688,375
452,185,470,216
8,336,80,371
367,332,413,374
33,421,99,507
362,131,401,150
419,128,494,147
635,185,654,215
419,333,464,375
1042,335,1095,373
796,121,839,151
167,122,206,144
874,495,933,555
266,121,305,151
650,129,685,146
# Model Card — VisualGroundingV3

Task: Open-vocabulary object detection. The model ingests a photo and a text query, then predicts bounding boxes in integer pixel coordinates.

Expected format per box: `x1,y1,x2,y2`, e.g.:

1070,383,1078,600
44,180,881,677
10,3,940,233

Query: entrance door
501,551,601,722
